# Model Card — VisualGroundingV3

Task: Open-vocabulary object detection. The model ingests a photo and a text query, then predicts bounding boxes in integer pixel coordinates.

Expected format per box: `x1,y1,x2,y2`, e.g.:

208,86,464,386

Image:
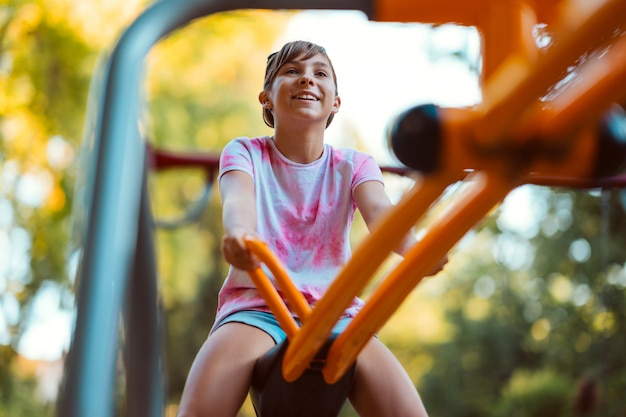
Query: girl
177,40,437,417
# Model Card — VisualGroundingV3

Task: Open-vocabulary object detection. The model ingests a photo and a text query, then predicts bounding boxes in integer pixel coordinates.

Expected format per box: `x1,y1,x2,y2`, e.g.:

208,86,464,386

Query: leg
349,338,429,417
177,322,275,417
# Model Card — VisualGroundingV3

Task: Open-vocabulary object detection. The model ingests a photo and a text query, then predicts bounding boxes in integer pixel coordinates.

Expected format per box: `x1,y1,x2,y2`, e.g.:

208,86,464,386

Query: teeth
296,94,317,100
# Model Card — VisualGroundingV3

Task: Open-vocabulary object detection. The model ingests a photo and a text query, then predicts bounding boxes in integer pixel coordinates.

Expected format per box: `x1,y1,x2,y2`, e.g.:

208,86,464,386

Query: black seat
250,337,356,417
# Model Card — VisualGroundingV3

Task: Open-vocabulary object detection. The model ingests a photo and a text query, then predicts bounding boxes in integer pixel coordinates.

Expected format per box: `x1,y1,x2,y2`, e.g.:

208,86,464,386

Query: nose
299,73,314,85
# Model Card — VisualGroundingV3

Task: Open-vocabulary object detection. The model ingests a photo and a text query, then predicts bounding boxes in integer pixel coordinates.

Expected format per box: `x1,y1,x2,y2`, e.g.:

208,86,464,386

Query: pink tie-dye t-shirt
213,136,384,326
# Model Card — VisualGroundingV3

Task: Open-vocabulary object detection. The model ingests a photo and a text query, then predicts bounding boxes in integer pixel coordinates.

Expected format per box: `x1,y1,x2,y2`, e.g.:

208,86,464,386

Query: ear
259,91,272,108
332,95,341,114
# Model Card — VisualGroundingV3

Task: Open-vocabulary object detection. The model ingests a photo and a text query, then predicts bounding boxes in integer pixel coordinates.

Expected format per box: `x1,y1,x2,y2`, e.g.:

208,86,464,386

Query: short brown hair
262,40,338,128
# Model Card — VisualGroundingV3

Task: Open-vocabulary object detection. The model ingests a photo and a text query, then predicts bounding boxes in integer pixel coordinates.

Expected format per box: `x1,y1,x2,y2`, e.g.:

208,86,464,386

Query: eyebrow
312,61,331,70
283,58,331,70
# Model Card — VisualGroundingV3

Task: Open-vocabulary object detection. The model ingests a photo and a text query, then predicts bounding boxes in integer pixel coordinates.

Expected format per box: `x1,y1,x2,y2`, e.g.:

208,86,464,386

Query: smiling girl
176,40,435,417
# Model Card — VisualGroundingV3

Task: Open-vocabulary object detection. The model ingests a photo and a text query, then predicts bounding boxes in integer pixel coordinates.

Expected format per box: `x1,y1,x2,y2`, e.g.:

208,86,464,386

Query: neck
272,124,326,164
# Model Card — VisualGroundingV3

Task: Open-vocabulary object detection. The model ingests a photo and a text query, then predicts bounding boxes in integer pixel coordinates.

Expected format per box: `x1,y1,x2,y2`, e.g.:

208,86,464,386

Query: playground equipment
58,0,626,416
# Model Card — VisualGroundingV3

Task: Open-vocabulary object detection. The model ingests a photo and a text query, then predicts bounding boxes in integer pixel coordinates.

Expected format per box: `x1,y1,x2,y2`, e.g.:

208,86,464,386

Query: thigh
349,338,429,417
177,322,275,417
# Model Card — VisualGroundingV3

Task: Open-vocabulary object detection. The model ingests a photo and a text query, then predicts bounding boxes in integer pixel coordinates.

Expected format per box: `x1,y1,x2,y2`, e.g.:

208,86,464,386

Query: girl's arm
353,181,416,255
354,180,446,276
219,170,260,270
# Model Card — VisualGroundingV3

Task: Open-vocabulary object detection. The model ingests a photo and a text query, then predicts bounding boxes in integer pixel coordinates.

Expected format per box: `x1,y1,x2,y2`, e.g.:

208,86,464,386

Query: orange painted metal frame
246,0,626,384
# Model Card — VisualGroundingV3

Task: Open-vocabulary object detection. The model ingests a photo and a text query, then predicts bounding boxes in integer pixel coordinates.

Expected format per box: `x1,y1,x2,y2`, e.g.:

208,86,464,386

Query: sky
10,10,543,362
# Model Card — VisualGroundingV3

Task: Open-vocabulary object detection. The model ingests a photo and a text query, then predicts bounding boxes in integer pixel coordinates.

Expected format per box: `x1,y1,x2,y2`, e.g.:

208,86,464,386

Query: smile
293,94,319,101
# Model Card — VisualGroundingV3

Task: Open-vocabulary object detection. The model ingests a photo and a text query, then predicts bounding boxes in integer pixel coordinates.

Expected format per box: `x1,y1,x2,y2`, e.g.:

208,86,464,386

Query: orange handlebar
244,238,312,340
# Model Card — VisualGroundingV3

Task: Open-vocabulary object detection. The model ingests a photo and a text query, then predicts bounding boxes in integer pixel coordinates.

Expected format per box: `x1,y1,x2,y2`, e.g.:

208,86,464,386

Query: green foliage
400,187,626,417
492,370,572,417
0,346,53,417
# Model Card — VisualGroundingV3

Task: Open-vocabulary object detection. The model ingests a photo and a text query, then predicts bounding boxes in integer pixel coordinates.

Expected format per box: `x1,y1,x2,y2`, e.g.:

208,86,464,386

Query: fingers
221,231,260,270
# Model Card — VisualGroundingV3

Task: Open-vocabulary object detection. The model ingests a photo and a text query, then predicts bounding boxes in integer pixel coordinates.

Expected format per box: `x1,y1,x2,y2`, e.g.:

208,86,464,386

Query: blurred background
1,0,626,416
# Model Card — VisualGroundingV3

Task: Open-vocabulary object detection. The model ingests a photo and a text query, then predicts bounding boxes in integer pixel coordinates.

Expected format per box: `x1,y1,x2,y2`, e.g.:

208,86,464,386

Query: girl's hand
221,228,261,271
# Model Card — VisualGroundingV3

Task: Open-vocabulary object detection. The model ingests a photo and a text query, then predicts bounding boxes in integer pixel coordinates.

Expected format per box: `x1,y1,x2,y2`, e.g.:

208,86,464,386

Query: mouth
293,93,319,101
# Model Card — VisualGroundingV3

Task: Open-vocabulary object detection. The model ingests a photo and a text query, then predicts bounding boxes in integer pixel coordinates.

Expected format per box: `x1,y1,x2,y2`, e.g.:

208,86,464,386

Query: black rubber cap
389,103,443,174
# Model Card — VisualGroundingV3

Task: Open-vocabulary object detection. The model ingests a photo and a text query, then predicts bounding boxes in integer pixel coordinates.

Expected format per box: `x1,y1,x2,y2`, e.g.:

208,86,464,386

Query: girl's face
260,53,340,128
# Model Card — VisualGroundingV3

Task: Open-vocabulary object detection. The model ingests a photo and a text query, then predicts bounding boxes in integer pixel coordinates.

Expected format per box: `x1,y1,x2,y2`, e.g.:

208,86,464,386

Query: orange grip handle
246,238,311,325
245,267,299,340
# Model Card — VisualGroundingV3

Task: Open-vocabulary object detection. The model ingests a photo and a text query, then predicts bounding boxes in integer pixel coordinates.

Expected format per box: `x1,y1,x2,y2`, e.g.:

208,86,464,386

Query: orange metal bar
476,0,626,146
478,0,538,84
245,267,299,340
374,0,485,26
245,238,312,321
427,105,599,179
528,126,599,179
373,0,563,25
323,171,518,383
537,31,626,140
282,173,459,381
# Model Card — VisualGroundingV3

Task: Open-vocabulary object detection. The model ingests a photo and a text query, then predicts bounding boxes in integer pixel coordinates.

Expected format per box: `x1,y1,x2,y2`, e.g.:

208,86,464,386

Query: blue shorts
215,310,353,345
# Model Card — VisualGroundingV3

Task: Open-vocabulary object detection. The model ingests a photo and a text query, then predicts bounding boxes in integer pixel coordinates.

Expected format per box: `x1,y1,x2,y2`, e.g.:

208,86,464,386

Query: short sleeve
351,152,384,193
218,137,255,181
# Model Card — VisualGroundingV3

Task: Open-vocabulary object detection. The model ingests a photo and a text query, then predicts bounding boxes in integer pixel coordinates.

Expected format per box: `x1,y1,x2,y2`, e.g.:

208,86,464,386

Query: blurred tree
0,0,146,414
404,186,626,417
492,369,572,417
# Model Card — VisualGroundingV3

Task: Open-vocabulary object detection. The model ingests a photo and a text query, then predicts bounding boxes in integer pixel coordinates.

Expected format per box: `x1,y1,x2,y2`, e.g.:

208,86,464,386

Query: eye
284,68,298,74
316,71,329,77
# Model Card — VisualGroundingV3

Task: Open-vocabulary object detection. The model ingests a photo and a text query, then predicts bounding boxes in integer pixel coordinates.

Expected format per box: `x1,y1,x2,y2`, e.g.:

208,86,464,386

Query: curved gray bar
59,1,372,417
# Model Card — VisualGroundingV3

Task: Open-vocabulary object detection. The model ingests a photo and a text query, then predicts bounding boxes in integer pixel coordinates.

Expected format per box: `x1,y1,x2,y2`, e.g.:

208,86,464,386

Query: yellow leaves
146,10,289,101
1,110,46,159
45,184,66,212
44,0,148,46
0,108,41,146
146,10,291,92
40,0,70,25
6,2,44,39
592,310,616,336
0,75,35,110
380,289,454,345
5,0,140,54
463,297,491,321
1,120,70,213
